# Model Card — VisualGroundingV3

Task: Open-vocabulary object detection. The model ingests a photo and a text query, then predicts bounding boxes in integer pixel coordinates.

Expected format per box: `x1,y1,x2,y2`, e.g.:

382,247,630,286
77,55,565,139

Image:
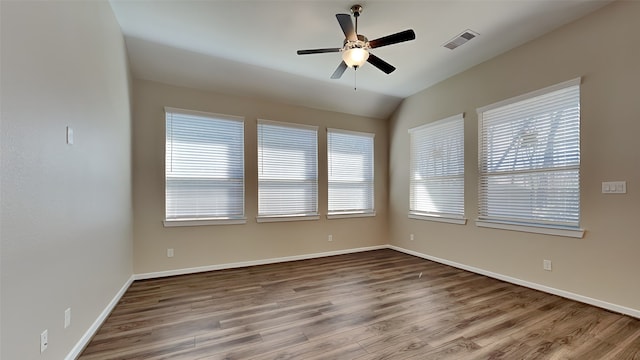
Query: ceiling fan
297,4,416,79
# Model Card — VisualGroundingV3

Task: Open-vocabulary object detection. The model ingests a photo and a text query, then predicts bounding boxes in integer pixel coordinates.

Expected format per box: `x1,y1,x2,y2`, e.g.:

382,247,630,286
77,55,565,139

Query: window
477,78,583,238
409,114,465,224
164,107,245,226
257,120,318,221
327,129,375,218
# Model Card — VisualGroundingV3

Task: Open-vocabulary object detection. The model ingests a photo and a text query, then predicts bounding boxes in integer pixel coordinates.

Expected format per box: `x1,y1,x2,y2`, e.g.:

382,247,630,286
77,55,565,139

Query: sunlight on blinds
409,114,465,218
478,79,580,228
328,129,375,215
258,120,318,218
165,108,244,221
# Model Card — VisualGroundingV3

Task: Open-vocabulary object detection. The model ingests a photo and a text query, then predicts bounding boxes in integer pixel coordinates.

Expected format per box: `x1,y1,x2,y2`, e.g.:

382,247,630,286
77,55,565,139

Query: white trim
327,127,375,138
256,214,320,223
476,220,585,238
408,213,467,225
388,245,639,319
327,211,376,219
408,113,464,133
65,275,134,360
257,118,318,131
164,106,244,123
476,77,581,114
163,218,247,227
133,245,387,280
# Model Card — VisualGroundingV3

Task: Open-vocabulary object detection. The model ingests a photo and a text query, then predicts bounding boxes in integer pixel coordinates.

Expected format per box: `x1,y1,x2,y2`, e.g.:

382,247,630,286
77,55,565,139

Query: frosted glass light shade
342,48,369,68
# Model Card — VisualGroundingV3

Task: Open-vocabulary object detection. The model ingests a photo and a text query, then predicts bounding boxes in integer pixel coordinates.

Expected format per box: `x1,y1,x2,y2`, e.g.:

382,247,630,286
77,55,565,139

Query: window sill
327,211,376,219
408,213,467,225
256,214,320,223
475,220,585,238
163,218,247,227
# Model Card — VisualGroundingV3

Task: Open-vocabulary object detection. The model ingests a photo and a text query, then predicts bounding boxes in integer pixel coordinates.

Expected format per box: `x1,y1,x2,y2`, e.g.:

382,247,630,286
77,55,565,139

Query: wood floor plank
609,333,640,360
407,337,481,360
455,335,535,360
197,331,309,360
79,249,640,359
356,331,431,358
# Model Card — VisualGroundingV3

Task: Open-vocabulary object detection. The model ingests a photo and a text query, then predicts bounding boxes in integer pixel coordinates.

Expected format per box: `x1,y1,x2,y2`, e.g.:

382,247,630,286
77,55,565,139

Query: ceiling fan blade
331,61,348,79
336,14,357,41
367,54,396,74
369,29,416,49
297,48,342,55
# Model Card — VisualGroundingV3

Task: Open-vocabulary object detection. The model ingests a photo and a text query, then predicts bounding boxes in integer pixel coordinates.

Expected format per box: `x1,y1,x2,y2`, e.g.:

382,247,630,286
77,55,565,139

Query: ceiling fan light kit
297,4,415,79
342,45,369,68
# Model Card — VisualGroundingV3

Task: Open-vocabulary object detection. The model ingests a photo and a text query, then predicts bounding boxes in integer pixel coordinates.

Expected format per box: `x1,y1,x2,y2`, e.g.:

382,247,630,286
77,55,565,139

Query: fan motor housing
343,35,369,51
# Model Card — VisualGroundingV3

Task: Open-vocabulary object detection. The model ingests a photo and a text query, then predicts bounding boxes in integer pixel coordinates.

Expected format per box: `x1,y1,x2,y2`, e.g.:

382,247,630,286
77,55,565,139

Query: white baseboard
134,245,387,280
65,275,134,360
388,245,640,319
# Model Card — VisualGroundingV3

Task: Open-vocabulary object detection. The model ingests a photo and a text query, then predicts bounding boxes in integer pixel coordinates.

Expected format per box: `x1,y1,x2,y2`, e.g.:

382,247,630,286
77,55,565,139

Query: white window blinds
165,108,244,222
327,129,375,216
409,114,465,219
477,78,581,228
258,120,318,219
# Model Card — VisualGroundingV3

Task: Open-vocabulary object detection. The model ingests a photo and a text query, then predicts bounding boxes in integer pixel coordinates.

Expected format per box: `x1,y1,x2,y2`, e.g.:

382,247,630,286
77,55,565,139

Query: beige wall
389,1,640,312
0,1,133,359
132,79,389,274
1,1,637,358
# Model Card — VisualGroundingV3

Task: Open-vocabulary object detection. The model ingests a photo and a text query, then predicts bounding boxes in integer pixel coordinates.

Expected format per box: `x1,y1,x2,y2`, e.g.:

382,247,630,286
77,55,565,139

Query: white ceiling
110,0,611,119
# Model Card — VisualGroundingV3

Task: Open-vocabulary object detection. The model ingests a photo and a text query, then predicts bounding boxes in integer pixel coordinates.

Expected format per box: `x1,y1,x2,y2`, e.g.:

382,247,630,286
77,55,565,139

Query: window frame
476,78,584,238
163,107,246,227
408,113,466,225
256,119,319,223
327,128,376,219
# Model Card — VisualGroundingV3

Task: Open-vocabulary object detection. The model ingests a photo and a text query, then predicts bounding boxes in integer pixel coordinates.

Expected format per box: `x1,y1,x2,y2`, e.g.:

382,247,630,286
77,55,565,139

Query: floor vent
443,30,479,50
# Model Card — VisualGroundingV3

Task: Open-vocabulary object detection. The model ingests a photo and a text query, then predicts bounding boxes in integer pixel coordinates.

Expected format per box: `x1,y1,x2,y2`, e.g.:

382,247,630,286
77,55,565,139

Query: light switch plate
65,308,71,328
602,181,626,194
66,126,74,145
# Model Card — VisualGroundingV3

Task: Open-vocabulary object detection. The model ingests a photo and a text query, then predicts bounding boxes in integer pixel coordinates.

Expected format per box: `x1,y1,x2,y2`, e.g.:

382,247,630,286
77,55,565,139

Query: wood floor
79,249,640,359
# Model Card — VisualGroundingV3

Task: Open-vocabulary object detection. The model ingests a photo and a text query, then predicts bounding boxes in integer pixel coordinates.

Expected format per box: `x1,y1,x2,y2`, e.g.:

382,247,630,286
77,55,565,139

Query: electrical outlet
410,234,414,241
65,308,71,328
328,235,333,242
543,259,552,271
167,248,174,258
40,329,48,353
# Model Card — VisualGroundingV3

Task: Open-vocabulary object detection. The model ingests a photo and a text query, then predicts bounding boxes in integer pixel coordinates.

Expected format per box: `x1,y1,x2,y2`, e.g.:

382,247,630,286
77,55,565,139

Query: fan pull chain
354,67,358,91
354,4,360,92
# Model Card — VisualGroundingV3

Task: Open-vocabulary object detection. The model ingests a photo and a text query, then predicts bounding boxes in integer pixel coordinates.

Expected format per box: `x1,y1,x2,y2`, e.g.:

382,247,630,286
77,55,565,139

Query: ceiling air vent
443,30,479,50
